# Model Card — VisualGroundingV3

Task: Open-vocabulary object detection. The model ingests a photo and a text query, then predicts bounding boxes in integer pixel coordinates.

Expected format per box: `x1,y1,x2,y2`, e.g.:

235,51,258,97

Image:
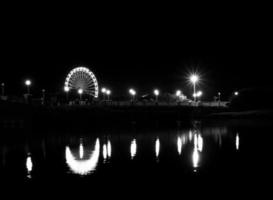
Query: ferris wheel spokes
64,66,99,98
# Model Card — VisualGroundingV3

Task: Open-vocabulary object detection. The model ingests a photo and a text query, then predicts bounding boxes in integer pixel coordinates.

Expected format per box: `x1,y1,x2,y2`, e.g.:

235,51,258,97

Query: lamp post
129,89,136,102
25,80,32,95
101,88,106,101
196,91,203,101
1,83,4,96
190,75,199,102
64,86,70,102
154,89,159,104
106,89,111,101
193,91,203,103
78,89,83,101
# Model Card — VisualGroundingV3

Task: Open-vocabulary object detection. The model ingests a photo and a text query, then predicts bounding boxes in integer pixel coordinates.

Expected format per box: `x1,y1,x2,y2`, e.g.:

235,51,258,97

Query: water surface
0,120,272,196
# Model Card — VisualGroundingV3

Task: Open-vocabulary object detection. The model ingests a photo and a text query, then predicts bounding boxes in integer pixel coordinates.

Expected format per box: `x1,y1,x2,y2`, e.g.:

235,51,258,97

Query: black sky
1,6,272,99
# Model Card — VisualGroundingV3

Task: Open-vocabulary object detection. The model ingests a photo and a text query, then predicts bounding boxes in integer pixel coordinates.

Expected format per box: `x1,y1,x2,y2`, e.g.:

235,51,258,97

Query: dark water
0,120,272,197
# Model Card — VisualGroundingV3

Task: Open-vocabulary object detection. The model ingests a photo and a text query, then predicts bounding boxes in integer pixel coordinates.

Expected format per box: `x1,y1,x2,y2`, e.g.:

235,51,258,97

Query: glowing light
64,66,99,98
102,140,112,161
189,74,200,102
78,89,83,94
192,133,203,171
155,138,160,158
103,144,107,160
194,134,198,147
64,86,70,92
234,91,239,96
190,74,199,84
193,91,203,98
181,135,187,145
176,90,181,97
189,131,193,142
193,134,203,152
236,133,240,150
26,155,33,178
130,139,137,159
65,138,100,176
177,137,182,155
197,134,203,152
106,90,111,95
192,147,199,169
25,80,31,86
129,89,136,96
101,88,106,93
154,89,160,96
107,140,111,158
79,143,84,159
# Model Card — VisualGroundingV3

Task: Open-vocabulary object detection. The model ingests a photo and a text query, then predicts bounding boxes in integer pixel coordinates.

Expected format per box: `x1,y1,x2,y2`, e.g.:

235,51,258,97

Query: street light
64,86,70,102
106,89,111,101
193,91,203,101
154,89,160,103
78,89,83,100
64,86,70,92
176,90,181,97
64,86,70,95
101,88,106,93
197,91,203,97
25,79,32,95
129,89,136,102
176,90,182,105
101,87,106,100
190,74,199,102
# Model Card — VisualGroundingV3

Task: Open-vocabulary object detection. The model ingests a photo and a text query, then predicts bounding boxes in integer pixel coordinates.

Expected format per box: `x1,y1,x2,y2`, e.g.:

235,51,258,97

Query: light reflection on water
107,140,112,158
130,139,137,159
0,123,241,179
177,137,182,155
65,138,100,175
155,138,160,159
102,140,112,162
103,144,107,160
26,154,33,179
236,133,240,151
192,147,199,170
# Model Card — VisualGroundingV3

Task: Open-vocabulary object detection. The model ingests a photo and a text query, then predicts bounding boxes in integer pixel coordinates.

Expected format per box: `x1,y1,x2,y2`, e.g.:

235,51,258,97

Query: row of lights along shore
1,74,240,101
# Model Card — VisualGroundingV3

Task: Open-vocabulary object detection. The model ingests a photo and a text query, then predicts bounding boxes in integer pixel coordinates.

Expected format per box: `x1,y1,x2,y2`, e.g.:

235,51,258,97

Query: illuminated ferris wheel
64,67,99,98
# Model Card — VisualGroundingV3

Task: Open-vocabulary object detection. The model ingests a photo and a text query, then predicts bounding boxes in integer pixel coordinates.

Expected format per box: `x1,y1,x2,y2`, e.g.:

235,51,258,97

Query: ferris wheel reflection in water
65,139,101,176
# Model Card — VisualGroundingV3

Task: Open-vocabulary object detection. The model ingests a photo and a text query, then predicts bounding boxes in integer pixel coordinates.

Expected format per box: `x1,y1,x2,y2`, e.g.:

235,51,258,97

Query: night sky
1,6,272,100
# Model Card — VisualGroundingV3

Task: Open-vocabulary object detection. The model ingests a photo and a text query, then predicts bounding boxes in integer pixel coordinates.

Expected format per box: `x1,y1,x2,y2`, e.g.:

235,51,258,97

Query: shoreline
1,103,273,130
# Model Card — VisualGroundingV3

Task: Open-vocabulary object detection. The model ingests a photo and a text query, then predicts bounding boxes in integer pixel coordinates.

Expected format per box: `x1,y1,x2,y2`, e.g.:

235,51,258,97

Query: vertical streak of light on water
130,139,137,159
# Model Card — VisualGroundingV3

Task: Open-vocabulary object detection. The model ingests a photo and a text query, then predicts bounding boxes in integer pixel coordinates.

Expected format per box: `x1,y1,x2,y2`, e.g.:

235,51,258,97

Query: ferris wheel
64,67,99,98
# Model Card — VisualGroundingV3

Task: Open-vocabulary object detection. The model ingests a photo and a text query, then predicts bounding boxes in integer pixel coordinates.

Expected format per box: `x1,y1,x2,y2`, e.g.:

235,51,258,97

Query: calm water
0,120,272,197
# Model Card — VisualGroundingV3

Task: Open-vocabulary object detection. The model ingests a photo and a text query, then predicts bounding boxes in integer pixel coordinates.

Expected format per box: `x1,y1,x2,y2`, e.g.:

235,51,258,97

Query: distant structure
64,67,99,98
